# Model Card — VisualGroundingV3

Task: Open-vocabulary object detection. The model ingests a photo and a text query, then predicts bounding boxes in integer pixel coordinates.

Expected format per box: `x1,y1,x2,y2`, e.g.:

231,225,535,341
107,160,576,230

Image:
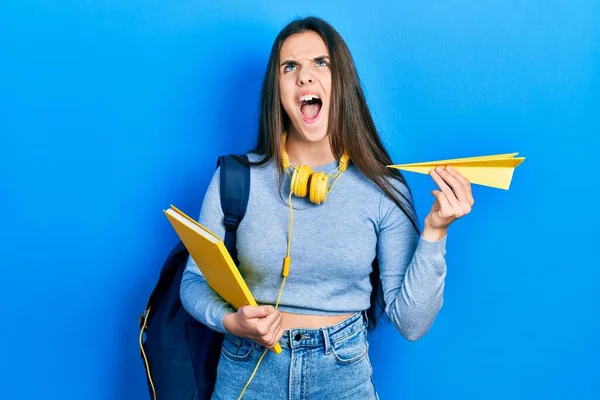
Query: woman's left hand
424,165,475,231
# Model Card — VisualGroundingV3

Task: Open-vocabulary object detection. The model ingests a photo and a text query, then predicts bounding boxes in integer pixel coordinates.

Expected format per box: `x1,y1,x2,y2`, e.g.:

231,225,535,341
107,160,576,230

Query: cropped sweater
180,153,448,341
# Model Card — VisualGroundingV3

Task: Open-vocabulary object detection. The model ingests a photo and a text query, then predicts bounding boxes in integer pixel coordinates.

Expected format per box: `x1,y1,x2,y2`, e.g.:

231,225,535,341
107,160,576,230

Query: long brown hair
241,16,421,331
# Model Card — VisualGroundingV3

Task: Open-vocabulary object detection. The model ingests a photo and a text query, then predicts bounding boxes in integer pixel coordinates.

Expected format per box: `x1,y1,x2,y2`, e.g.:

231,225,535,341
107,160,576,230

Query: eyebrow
279,55,330,67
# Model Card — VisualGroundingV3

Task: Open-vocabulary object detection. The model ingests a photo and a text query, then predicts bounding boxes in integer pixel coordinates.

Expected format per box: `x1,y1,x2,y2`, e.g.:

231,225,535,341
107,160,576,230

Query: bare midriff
280,311,355,330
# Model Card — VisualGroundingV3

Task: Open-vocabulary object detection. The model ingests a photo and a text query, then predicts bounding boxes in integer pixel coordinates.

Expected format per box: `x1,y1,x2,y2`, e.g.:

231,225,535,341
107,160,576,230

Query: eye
316,59,329,67
283,63,297,73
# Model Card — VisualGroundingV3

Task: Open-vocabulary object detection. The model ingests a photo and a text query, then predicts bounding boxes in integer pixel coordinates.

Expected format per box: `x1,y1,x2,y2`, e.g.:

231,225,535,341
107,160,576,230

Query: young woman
181,16,474,400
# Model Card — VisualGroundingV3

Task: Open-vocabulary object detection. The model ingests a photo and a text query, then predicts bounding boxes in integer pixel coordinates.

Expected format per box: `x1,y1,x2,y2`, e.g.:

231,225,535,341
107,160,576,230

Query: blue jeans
211,311,379,400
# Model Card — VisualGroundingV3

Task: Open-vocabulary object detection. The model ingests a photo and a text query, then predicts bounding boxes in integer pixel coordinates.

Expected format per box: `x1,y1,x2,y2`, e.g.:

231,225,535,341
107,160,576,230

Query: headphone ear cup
291,165,312,198
309,171,329,205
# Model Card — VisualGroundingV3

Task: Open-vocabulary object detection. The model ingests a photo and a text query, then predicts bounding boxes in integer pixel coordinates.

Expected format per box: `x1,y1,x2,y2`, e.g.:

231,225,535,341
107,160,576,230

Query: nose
297,67,314,85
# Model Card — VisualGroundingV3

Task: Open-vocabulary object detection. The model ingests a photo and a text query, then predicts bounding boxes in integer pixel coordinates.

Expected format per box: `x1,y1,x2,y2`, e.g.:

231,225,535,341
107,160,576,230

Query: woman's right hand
223,305,285,348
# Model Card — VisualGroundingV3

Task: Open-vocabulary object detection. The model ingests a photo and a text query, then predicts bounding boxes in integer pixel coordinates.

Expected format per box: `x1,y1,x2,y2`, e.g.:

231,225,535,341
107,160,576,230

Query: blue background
1,1,598,399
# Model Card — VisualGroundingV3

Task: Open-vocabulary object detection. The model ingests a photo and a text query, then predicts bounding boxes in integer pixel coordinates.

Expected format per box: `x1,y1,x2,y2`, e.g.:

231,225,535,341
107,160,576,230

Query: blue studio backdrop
1,1,598,399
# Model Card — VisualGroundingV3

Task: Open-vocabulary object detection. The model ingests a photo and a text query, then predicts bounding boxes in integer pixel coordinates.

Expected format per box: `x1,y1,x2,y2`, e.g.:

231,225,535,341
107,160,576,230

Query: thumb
260,305,275,316
247,305,275,318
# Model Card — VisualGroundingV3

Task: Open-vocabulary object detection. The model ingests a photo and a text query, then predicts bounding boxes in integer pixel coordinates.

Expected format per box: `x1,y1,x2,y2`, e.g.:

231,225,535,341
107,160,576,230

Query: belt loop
320,327,331,355
363,309,369,327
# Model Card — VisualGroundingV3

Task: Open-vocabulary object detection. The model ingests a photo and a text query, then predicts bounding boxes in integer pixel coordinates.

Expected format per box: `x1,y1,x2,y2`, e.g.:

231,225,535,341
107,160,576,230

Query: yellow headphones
281,132,350,205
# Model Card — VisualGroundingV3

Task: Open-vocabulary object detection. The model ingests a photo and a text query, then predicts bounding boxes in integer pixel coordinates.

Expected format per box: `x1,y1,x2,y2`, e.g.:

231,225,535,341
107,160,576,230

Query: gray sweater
180,153,448,341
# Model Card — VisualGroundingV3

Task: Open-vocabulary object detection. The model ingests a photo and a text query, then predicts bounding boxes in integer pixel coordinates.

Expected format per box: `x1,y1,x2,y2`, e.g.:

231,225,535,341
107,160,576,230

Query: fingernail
436,166,442,172
447,166,453,171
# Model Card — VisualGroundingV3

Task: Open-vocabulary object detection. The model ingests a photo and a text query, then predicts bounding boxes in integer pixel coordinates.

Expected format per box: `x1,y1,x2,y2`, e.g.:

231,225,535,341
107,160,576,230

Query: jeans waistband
275,310,368,352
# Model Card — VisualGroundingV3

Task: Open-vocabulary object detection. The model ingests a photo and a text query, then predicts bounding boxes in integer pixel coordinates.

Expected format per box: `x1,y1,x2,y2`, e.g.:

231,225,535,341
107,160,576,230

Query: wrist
422,224,448,241
223,312,238,335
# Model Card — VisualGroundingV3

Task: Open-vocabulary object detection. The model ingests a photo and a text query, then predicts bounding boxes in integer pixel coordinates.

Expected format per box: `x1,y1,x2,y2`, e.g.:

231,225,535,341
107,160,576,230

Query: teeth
299,93,320,102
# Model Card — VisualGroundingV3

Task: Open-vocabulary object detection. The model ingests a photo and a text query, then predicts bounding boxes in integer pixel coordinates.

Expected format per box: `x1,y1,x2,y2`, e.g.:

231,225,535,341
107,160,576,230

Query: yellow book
163,204,282,355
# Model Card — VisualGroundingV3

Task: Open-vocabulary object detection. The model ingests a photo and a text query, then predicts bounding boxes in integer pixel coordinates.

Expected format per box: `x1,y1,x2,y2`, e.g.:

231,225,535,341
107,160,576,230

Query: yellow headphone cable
237,161,346,399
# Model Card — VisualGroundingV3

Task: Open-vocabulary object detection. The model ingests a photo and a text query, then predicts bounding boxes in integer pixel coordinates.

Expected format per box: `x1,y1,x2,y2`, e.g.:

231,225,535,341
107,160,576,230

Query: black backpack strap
217,154,250,265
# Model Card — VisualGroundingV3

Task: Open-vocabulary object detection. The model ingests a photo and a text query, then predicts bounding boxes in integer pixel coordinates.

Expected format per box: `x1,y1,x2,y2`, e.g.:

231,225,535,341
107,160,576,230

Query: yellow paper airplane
387,153,526,190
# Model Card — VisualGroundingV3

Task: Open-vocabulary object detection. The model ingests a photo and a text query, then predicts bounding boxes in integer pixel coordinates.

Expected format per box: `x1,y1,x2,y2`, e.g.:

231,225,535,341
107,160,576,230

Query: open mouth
298,94,323,122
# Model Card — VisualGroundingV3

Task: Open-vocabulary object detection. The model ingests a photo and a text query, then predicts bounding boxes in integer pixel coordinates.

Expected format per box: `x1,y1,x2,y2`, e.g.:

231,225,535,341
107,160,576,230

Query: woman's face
279,31,332,143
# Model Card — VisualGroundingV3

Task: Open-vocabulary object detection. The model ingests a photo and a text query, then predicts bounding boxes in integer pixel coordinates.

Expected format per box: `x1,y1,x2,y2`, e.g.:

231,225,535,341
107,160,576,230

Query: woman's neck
284,131,335,168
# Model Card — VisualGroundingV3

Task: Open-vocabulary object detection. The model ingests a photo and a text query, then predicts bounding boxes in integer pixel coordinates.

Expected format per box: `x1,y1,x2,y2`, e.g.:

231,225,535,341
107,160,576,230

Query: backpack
139,154,250,400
